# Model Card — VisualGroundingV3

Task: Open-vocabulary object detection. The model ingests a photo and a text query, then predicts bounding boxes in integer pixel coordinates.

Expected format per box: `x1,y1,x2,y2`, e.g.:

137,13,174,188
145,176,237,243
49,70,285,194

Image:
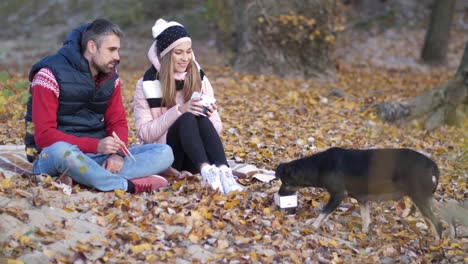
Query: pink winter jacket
133,42,222,144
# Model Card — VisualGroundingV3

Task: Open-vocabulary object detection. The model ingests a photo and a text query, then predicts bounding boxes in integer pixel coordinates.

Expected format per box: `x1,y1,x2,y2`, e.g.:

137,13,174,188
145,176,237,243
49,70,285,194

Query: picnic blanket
0,145,32,178
0,145,276,181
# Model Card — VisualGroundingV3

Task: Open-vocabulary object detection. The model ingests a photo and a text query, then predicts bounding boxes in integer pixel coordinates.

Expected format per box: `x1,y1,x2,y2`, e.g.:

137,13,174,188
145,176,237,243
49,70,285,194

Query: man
24,19,173,193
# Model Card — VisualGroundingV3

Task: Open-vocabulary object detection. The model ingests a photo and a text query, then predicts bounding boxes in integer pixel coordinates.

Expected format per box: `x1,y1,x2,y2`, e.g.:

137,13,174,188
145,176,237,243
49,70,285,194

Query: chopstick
112,131,136,162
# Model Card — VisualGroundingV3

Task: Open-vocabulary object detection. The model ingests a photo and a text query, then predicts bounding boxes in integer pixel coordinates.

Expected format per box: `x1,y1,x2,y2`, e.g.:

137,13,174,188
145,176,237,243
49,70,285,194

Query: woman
133,19,243,194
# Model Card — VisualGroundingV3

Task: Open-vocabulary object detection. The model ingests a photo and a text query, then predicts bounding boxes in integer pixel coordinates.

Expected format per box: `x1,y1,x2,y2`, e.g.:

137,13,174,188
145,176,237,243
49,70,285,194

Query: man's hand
102,154,124,174
98,136,124,154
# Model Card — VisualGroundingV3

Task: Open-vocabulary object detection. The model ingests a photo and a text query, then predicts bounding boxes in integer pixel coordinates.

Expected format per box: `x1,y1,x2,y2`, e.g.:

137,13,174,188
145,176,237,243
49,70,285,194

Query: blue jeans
32,142,174,191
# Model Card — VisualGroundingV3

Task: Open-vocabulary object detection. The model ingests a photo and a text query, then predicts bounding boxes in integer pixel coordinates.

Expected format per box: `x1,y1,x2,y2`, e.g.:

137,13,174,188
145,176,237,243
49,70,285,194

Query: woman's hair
159,51,201,108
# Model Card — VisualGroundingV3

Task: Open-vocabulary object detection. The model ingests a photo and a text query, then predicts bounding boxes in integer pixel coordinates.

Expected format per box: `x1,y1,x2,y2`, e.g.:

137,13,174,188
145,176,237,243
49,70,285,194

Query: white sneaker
220,167,244,194
201,165,223,193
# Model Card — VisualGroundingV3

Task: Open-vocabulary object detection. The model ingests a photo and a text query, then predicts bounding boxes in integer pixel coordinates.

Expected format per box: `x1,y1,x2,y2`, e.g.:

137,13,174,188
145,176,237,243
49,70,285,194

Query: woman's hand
179,97,207,116
161,167,193,180
204,103,217,117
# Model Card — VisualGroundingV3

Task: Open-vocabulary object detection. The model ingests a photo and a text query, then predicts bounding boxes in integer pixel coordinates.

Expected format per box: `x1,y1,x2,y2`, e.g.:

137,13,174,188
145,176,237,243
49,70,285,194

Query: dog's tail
432,198,468,238
431,162,440,193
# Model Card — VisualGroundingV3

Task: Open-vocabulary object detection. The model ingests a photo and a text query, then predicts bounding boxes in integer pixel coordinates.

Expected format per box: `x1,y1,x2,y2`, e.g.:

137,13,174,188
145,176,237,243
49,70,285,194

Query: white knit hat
151,18,191,57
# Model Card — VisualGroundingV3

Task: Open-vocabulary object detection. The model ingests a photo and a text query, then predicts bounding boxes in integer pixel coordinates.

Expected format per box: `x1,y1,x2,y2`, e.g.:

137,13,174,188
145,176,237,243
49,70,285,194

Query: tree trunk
420,0,455,65
376,42,468,130
233,0,337,80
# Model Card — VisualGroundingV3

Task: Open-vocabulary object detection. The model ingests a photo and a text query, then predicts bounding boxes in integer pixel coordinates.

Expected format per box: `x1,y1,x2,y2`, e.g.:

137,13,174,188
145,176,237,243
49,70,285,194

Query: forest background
0,0,466,263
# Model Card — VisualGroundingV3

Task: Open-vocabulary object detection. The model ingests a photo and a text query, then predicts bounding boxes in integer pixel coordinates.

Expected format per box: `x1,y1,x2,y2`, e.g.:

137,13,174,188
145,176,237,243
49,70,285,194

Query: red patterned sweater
31,68,128,154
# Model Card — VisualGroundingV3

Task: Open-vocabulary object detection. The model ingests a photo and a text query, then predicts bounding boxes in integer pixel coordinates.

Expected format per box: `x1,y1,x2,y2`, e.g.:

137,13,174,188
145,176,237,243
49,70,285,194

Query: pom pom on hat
152,19,182,38
151,18,191,58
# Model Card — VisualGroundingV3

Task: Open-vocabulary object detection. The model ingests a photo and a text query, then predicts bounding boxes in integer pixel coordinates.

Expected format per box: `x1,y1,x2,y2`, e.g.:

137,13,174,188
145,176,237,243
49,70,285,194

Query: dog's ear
276,162,292,182
275,163,285,180
277,162,297,195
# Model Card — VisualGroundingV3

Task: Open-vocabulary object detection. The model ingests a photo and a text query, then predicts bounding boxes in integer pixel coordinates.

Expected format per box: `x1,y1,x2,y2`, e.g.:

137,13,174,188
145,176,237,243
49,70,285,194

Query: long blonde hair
159,51,201,108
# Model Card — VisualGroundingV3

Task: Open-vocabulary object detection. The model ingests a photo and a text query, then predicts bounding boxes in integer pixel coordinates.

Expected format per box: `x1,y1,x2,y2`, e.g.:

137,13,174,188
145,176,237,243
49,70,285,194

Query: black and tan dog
276,147,443,239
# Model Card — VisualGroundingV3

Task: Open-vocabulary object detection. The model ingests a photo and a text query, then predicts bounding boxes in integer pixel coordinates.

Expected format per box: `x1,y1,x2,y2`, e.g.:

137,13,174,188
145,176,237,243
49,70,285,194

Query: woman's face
171,41,192,73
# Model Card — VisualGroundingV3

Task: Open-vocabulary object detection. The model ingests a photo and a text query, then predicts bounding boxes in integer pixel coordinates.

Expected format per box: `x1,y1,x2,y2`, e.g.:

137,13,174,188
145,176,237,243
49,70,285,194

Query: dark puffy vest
24,24,118,162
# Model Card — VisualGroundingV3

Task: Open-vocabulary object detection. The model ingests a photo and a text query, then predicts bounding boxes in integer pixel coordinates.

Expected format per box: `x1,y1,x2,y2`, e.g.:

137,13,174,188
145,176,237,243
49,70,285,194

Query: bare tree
420,0,456,65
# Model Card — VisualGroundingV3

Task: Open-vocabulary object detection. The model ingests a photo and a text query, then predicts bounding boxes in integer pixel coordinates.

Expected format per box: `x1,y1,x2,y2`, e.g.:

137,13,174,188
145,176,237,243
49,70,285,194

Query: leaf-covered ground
0,30,467,263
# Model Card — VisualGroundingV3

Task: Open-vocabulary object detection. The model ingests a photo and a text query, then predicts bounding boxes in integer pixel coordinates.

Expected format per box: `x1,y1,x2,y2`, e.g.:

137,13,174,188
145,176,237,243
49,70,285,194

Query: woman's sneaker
201,165,223,193
130,175,168,193
220,167,244,194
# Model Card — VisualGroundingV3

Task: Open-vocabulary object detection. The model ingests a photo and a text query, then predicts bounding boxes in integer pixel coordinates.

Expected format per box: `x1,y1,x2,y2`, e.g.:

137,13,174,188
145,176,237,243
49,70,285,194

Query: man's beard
92,59,119,75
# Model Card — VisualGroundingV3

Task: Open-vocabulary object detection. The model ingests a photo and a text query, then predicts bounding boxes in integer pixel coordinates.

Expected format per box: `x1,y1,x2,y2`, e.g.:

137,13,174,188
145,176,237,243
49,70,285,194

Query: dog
276,147,443,239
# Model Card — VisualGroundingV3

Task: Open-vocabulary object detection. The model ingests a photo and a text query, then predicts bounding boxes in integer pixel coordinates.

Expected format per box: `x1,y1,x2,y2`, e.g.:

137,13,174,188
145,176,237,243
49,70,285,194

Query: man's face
89,34,120,75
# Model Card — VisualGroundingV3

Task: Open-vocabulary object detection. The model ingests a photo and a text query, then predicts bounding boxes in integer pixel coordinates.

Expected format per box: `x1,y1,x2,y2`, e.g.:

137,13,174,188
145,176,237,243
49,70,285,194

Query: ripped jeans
32,141,173,191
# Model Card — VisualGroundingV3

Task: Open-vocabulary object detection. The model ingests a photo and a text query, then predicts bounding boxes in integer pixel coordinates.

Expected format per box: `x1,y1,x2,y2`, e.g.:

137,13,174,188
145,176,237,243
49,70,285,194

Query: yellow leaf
216,221,225,229
76,154,85,161
224,199,240,209
6,259,24,264
153,190,170,200
26,147,37,157
130,243,152,254
250,137,260,145
106,212,117,224
328,239,339,247
263,207,271,214
6,258,24,264
429,245,440,251
312,200,320,207
114,199,129,207
249,252,258,261
43,249,55,258
308,97,318,104
76,242,90,252
19,235,31,245
442,238,450,246
171,179,185,189
188,233,200,243
356,233,367,240
63,207,75,213
79,165,87,173
0,178,11,189
319,240,328,246
44,175,52,183
450,243,462,249
199,207,212,220
114,189,126,198
325,35,335,45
